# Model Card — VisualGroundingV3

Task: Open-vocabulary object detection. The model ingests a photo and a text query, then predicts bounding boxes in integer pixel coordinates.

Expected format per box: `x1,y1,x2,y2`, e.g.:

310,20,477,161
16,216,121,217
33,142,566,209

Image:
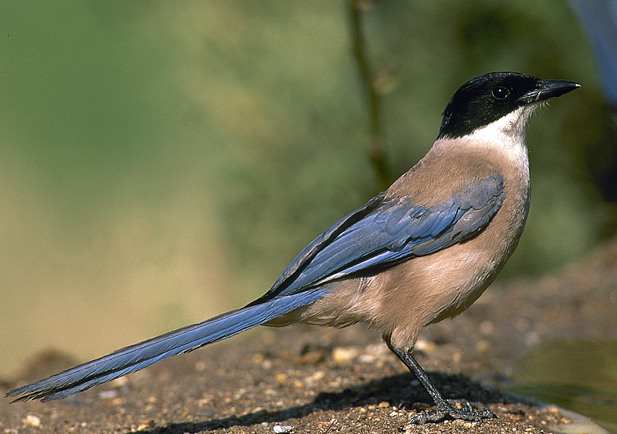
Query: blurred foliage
0,0,615,374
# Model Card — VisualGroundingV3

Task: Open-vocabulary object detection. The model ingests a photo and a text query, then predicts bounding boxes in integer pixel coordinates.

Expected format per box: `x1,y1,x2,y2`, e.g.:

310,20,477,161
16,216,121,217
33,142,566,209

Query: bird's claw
402,399,495,428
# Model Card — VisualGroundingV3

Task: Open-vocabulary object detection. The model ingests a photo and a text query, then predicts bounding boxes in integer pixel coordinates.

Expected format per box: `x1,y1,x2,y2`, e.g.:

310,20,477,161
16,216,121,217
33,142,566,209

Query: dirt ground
2,238,616,434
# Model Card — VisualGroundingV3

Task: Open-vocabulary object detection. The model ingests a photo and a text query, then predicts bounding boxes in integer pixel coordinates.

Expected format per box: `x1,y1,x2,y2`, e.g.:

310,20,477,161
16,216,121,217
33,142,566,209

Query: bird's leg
387,342,495,426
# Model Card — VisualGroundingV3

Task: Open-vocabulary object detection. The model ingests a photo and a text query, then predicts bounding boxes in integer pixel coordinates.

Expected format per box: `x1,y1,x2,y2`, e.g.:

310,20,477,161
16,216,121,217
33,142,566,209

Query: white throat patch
461,104,538,167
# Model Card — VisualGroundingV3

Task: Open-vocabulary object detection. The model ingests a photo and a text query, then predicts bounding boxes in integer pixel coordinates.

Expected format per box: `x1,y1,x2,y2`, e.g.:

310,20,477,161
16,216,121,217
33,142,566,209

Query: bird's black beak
519,79,581,104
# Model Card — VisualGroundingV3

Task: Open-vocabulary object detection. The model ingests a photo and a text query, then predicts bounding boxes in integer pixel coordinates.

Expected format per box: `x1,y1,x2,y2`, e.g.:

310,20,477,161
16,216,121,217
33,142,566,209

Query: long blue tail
6,288,327,402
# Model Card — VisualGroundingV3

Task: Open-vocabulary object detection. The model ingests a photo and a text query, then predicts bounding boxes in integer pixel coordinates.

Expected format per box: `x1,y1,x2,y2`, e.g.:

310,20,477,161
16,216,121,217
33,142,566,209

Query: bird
6,72,580,426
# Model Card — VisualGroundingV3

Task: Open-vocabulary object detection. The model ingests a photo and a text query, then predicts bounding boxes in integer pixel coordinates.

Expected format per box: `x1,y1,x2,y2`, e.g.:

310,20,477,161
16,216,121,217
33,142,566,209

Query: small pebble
273,424,294,433
475,340,491,354
98,390,119,399
304,370,325,383
22,415,41,427
295,349,324,365
414,339,436,352
332,346,359,364
275,373,288,384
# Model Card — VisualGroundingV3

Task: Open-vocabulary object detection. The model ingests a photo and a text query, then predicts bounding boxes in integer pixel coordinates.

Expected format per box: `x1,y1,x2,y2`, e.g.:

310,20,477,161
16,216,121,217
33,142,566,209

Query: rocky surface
2,239,616,434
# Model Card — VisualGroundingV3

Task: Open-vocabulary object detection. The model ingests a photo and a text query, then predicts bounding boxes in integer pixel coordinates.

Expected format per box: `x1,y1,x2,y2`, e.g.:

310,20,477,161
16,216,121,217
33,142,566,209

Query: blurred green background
0,0,615,377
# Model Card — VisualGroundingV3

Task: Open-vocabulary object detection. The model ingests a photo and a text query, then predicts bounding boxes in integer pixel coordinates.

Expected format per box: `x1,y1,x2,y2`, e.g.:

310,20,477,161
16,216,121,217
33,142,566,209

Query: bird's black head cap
437,72,580,140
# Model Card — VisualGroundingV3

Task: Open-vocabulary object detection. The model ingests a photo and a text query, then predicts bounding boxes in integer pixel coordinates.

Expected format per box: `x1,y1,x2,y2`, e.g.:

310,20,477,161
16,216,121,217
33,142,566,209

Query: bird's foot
402,399,495,428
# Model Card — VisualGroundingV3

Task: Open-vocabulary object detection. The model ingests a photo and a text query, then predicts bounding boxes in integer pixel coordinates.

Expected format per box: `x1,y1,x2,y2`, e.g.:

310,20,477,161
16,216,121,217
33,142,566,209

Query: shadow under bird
7,72,580,426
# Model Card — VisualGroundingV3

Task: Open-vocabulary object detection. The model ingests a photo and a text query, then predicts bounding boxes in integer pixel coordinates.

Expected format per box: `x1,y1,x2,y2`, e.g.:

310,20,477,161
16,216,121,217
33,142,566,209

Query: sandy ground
2,238,616,433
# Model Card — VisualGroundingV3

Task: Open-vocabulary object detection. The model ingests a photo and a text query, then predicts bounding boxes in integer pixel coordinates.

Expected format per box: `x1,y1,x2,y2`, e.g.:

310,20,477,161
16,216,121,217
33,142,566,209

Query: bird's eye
492,86,510,100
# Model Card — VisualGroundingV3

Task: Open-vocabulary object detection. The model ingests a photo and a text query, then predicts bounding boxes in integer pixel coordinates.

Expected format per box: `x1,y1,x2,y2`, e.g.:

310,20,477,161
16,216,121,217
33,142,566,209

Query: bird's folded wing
250,174,504,304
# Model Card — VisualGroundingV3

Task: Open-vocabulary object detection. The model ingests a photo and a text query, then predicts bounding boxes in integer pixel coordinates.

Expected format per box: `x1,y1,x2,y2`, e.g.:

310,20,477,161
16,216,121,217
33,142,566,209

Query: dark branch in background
349,0,393,190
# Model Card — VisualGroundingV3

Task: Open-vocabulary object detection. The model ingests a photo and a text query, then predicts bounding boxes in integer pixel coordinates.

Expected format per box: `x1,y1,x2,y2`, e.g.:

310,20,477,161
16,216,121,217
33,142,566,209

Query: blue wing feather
251,174,504,299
